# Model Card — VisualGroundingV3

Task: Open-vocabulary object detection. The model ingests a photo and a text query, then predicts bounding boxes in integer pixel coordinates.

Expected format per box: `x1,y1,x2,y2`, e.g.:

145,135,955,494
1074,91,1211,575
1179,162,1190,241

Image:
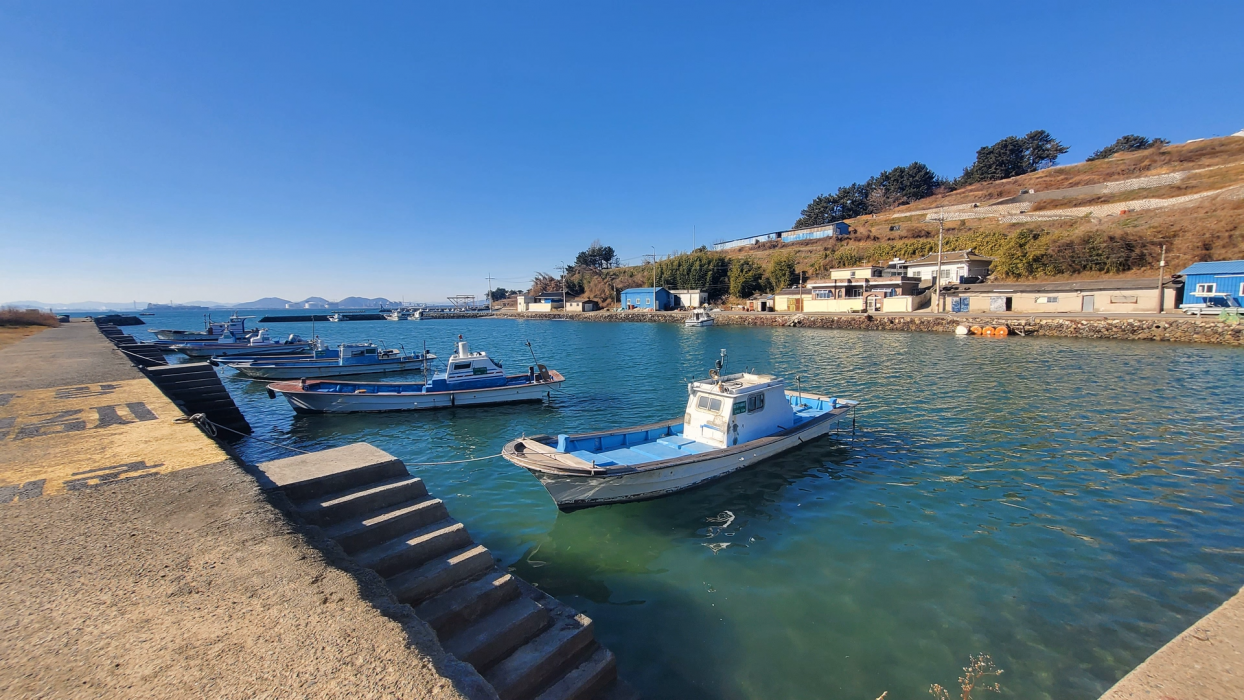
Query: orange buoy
970,325,983,336
983,326,996,336
995,326,1009,337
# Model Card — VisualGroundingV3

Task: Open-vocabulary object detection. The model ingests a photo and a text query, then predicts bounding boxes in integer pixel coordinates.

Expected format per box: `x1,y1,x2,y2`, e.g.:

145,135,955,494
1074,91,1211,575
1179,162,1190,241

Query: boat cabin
683,373,795,448
425,338,507,391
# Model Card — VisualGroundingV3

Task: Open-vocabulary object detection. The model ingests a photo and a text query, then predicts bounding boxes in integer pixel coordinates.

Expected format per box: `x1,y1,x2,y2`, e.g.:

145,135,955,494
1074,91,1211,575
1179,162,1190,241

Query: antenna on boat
795,375,803,406
525,339,539,365
423,340,428,382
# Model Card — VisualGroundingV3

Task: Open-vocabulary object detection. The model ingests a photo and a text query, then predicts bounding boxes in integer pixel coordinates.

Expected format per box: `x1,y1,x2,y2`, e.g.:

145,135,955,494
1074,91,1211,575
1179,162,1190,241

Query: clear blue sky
2,1,1242,304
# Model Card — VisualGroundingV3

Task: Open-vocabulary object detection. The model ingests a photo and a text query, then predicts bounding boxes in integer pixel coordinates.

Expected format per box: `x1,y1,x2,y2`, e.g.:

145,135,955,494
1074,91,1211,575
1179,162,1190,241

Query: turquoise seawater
144,311,1244,699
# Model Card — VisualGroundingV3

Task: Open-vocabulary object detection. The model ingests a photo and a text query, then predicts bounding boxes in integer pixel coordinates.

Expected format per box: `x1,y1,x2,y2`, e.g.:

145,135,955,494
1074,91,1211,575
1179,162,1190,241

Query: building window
1195,283,1216,295
747,393,765,413
845,288,863,298
1035,296,1059,303
815,290,832,299
939,269,953,280
1110,295,1138,304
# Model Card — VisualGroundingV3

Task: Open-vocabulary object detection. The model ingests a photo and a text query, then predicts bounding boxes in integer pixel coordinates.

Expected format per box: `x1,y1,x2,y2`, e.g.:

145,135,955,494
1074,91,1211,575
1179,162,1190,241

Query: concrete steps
258,443,627,700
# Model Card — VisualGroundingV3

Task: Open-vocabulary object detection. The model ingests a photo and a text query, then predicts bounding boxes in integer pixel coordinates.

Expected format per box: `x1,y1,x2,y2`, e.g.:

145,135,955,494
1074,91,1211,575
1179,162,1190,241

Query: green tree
956,130,1069,186
1086,135,1169,161
573,240,617,269
728,259,765,298
767,253,797,291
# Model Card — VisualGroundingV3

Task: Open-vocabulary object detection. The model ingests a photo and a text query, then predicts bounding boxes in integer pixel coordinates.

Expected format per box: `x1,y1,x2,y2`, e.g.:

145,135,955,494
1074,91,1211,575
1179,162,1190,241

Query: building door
787,297,802,312
866,296,881,312
1082,295,1095,312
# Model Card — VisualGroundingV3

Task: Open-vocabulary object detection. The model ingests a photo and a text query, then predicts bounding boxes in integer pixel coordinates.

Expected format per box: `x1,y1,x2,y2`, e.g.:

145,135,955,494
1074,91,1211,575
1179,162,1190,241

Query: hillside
557,135,1244,302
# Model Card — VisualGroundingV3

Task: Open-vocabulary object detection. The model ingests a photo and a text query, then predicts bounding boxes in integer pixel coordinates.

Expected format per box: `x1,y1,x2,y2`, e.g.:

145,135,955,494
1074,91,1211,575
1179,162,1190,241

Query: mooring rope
175,413,503,464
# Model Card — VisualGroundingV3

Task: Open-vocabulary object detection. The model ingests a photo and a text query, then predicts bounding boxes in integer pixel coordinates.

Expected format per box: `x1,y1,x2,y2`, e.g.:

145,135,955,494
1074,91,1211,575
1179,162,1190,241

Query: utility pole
651,246,657,289
486,273,494,313
933,210,945,313
557,262,567,310
1157,245,1166,313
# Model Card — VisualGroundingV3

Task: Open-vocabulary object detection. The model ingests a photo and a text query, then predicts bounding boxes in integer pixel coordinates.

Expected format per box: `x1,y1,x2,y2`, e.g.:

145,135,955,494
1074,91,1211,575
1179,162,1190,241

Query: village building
515,292,566,312
1179,260,1244,310
745,294,775,312
565,298,600,312
903,250,994,284
620,287,673,311
945,278,1181,314
774,269,924,313
670,289,709,308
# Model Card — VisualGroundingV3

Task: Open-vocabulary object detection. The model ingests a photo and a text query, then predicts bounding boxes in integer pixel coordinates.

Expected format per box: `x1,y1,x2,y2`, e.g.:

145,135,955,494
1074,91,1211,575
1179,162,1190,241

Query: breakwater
497,311,1244,345
261,312,493,322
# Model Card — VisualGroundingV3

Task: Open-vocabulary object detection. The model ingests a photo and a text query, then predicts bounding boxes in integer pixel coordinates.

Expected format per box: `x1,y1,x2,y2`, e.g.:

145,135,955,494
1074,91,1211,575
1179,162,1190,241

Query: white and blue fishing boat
501,351,857,510
216,342,436,379
684,308,714,326
170,329,313,358
149,313,253,341
266,337,563,413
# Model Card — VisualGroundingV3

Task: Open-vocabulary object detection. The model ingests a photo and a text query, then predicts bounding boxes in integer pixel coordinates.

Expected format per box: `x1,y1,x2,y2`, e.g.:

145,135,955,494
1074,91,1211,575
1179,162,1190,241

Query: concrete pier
0,321,487,698
1099,586,1244,699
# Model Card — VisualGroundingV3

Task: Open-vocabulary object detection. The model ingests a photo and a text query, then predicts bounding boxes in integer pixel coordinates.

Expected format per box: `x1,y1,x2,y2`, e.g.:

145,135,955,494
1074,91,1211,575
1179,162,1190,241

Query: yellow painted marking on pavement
0,378,228,500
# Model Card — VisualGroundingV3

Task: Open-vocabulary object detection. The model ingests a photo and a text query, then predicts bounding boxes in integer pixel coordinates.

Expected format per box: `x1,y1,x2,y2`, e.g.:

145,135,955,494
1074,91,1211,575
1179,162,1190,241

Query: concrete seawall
0,322,488,699
496,311,1244,345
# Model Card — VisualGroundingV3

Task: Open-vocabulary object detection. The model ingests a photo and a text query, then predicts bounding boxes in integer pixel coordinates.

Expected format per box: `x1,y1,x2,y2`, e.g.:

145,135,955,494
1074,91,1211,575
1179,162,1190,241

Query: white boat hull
684,319,714,327
277,379,562,413
512,406,851,510
177,343,311,358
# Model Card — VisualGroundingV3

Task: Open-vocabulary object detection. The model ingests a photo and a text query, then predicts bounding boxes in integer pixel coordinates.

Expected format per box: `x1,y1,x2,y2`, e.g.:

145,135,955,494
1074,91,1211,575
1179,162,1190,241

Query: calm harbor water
144,311,1244,699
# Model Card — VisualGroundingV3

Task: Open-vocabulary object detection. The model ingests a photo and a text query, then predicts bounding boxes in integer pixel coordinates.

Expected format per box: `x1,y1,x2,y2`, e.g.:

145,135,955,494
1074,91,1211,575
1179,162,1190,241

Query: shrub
0,306,60,327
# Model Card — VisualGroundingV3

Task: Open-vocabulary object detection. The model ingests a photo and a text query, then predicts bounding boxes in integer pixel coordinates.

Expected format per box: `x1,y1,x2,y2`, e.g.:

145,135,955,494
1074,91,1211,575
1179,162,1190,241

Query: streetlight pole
486,273,494,313
560,262,567,310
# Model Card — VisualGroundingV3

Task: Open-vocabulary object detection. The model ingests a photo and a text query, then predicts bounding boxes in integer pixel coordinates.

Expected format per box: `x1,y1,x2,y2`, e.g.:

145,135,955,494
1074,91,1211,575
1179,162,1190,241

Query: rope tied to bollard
173,413,503,464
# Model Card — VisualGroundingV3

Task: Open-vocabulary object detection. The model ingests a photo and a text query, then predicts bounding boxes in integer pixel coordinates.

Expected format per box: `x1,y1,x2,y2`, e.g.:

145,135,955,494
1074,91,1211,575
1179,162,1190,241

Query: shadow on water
507,434,866,700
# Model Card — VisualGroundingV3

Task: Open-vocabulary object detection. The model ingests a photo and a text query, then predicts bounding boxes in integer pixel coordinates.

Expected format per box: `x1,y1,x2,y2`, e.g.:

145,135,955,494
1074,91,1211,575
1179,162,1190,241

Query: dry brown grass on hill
0,306,60,328
885,136,1244,211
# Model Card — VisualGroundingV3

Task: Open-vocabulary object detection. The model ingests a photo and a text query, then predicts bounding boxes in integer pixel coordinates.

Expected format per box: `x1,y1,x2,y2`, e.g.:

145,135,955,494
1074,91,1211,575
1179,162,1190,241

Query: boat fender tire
266,388,276,400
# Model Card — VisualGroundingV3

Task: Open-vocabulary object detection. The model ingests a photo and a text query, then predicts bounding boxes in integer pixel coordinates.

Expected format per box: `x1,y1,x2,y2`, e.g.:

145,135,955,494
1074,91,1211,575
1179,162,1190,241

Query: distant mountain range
4,296,398,311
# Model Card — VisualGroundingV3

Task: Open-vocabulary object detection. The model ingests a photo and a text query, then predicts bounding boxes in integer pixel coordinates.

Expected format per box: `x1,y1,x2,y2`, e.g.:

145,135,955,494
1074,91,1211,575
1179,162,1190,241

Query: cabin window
696,395,710,410
747,393,765,413
1195,283,1216,294
708,397,723,413
365,348,376,354
453,362,472,371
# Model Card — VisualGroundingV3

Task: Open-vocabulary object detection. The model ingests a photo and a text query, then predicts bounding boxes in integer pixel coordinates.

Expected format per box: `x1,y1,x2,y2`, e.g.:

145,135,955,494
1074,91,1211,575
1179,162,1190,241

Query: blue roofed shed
1179,260,1244,308
620,287,673,311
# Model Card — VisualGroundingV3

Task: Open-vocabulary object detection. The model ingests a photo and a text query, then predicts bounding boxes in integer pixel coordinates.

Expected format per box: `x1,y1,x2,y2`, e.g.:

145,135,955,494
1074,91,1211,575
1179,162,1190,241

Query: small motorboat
383,311,402,321
217,342,436,379
328,313,343,322
685,308,715,327
267,336,563,413
171,329,313,358
502,350,857,511
150,313,253,341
